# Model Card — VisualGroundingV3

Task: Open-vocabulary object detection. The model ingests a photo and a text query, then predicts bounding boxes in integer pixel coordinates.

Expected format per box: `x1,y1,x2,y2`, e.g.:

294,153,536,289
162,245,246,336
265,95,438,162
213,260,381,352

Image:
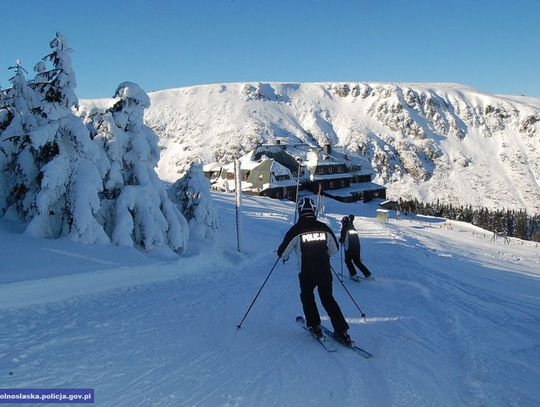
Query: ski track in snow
1,194,540,406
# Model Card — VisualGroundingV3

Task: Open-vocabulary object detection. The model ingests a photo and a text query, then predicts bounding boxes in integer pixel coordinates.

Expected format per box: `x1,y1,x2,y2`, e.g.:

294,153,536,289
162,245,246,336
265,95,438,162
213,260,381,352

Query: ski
344,275,374,283
338,275,362,283
320,325,373,358
296,316,337,352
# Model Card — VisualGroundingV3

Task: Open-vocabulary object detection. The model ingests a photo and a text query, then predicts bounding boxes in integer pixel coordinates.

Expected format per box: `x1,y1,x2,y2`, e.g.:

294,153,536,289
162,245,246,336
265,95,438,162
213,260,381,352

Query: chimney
324,144,332,155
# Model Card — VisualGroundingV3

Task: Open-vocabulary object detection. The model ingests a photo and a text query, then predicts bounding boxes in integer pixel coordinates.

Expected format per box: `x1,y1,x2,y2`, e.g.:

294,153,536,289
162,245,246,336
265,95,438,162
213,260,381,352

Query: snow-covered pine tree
169,161,219,239
0,61,41,217
33,32,78,108
88,81,188,252
0,83,7,214
1,33,107,244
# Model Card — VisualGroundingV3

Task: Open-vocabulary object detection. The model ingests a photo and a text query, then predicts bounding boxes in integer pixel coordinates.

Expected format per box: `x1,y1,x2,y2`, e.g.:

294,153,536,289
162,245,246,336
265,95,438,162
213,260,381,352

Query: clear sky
2,0,539,100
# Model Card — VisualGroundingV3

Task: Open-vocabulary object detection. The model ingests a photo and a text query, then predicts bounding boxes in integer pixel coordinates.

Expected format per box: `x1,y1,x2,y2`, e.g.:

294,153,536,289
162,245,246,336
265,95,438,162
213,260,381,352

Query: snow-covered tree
0,34,107,244
0,88,7,214
0,61,41,216
33,32,78,108
169,161,219,239
2,33,191,252
88,82,189,252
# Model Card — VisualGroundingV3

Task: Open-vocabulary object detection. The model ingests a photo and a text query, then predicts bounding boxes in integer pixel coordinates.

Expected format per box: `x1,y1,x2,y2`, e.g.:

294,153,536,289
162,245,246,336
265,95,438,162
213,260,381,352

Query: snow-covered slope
81,82,540,213
2,193,540,406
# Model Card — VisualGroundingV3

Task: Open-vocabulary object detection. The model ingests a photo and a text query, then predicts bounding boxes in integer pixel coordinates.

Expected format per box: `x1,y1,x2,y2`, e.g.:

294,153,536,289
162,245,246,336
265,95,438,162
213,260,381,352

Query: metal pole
316,184,322,218
235,159,243,252
293,160,302,224
330,265,366,318
340,245,344,282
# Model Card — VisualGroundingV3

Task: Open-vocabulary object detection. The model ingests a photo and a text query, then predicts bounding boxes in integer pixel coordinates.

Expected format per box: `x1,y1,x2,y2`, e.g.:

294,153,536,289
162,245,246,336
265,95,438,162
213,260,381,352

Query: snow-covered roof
269,160,291,177
302,146,373,174
262,179,298,189
305,150,341,167
221,159,260,172
321,182,387,198
202,162,223,172
310,173,354,181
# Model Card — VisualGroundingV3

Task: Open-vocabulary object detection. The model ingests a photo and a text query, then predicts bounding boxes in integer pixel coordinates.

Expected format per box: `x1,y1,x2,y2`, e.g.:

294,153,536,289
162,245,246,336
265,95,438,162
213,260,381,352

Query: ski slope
1,193,540,406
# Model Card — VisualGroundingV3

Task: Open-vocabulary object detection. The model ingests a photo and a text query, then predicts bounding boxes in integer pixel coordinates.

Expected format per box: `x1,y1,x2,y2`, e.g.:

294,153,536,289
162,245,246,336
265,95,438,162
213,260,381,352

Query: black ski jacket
277,214,339,283
340,224,360,254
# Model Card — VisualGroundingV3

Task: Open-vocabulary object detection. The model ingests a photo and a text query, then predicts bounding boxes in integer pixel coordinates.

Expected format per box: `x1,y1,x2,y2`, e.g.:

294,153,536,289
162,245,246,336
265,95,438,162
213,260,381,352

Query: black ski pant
299,273,349,334
344,251,372,278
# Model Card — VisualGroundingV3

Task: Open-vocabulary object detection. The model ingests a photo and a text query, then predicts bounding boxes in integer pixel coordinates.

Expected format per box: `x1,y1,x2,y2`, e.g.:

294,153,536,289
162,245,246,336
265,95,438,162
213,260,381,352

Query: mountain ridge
80,81,540,213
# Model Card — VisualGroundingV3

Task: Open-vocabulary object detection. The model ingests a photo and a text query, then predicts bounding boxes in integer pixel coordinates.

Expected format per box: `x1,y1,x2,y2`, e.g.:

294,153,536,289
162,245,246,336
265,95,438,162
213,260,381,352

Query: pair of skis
296,316,373,358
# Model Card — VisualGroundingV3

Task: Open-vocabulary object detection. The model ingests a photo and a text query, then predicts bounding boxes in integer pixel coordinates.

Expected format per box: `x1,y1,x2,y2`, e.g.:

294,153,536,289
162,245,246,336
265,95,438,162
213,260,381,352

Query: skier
277,197,352,345
339,215,374,281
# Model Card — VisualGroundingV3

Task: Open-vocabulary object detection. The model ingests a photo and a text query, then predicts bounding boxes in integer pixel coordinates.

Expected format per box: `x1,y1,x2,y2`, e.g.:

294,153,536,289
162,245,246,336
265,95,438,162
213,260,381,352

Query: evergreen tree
476,207,489,230
0,86,6,214
26,33,106,243
455,205,465,222
490,210,504,233
505,209,515,237
1,34,107,243
515,210,528,240
87,82,188,252
33,32,78,108
169,161,219,239
0,61,40,217
531,215,540,242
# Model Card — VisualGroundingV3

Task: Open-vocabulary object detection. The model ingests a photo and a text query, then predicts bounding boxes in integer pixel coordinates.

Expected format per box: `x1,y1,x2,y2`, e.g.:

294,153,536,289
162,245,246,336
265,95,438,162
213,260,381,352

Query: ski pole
236,257,280,330
330,265,366,319
340,245,344,283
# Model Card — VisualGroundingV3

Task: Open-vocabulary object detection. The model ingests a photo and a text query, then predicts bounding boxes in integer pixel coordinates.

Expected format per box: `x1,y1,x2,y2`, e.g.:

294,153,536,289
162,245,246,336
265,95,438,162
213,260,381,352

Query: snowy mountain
2,192,540,406
81,82,540,213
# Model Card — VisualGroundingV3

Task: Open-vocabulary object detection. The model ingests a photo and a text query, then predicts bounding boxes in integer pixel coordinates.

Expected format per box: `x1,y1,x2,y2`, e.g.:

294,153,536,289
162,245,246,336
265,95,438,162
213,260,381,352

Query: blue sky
2,0,539,99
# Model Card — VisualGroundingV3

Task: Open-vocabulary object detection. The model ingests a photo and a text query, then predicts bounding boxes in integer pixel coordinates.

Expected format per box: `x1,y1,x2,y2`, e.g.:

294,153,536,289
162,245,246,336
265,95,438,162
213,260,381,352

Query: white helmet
297,197,316,216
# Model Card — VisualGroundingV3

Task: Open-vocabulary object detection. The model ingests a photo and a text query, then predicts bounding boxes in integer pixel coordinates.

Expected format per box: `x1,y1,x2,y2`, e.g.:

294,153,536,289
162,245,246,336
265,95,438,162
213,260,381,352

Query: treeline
398,198,540,243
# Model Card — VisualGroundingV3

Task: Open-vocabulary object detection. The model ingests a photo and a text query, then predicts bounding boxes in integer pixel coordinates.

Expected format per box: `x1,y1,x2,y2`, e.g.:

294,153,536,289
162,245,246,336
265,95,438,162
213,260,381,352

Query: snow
1,191,540,406
113,82,151,108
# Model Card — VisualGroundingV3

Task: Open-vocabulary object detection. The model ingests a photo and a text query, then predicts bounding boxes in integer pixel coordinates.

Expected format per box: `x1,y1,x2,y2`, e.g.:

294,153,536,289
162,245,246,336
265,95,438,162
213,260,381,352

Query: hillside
2,193,540,406
81,82,540,213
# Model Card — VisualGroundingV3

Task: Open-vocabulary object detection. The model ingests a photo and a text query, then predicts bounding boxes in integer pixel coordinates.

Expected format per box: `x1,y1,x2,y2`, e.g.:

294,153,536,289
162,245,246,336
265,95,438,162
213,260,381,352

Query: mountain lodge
203,142,386,203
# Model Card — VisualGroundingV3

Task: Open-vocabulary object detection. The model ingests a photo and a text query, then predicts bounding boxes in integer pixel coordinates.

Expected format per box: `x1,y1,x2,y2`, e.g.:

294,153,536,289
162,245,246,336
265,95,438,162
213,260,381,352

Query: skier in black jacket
339,215,373,281
277,197,352,345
